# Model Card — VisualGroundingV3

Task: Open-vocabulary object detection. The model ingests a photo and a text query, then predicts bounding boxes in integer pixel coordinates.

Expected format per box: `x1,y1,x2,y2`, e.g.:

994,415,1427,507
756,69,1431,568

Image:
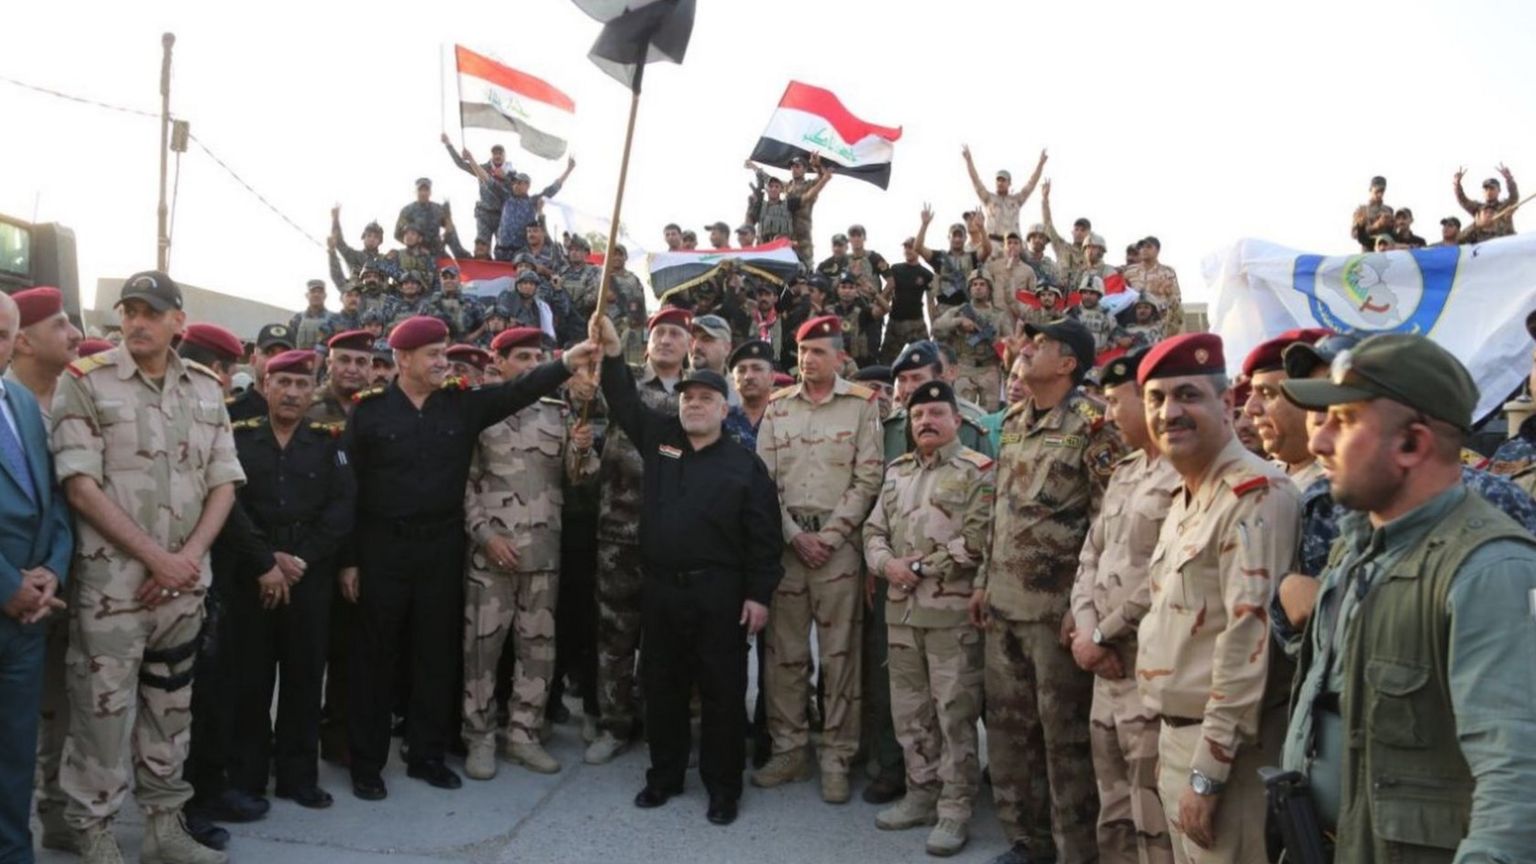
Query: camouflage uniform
1123,263,1184,337
1021,251,1063,291
437,291,484,343
1137,438,1300,864
594,364,680,736
1489,416,1536,497
976,389,1126,859
463,398,599,747
608,271,649,367
378,247,442,294
561,260,605,324
49,344,245,830
1074,303,1118,355
786,175,823,266
1070,451,1181,864
396,200,448,252
983,256,1038,310
1042,223,1087,295
381,291,446,332
932,303,1014,412
756,377,884,772
288,308,340,351
882,406,995,464
864,439,993,821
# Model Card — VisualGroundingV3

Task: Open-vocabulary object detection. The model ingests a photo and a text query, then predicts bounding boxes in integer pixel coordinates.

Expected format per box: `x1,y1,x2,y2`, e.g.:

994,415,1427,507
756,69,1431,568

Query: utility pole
157,32,175,272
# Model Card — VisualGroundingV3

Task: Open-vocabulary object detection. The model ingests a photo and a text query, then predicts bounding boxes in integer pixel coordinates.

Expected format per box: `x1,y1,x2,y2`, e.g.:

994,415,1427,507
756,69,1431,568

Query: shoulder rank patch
769,384,798,402
351,385,386,404
441,375,470,391
958,449,994,471
65,353,113,378
309,421,344,438
231,417,265,431
844,382,876,401
890,451,916,467
539,396,568,409
1231,476,1269,497
183,359,221,380
658,444,683,459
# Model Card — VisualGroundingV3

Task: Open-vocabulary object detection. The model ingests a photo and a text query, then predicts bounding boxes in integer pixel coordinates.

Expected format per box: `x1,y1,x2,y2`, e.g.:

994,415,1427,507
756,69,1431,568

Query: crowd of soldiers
2,142,1535,864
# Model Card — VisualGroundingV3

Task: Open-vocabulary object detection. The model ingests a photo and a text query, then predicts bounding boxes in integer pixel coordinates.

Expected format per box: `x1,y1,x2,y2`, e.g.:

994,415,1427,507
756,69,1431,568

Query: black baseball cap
256,323,295,351
906,379,957,410
117,270,183,312
728,339,774,369
677,369,729,399
892,340,941,376
1023,318,1097,383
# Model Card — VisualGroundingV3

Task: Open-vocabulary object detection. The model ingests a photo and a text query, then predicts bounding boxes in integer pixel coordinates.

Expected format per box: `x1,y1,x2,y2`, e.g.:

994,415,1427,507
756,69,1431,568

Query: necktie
0,400,37,504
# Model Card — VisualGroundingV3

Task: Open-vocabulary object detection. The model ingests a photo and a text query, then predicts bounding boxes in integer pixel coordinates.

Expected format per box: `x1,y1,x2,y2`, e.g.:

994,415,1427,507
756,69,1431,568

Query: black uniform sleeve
598,354,667,452
467,357,573,432
742,453,785,606
220,500,278,576
292,436,358,567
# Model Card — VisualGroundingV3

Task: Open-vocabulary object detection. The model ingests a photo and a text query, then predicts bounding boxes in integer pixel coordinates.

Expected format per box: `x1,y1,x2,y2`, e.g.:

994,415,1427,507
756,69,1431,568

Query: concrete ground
35,711,1010,864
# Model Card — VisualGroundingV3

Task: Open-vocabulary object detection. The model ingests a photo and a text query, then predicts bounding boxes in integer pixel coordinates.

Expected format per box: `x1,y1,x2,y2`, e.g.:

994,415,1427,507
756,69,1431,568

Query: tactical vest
1302,492,1536,862
293,313,330,351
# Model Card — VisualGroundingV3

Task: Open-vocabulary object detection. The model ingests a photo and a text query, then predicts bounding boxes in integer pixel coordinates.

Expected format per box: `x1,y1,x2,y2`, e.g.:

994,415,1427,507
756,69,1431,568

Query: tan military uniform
1124,263,1184,337
977,388,1126,859
756,376,883,772
932,303,1014,413
1137,438,1300,864
463,397,598,747
864,439,993,822
49,344,245,829
1070,450,1181,864
984,256,1039,312
977,189,1027,242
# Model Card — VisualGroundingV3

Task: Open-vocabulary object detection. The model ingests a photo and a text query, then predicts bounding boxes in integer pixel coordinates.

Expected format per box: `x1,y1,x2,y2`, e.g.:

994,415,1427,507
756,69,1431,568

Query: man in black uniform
227,324,295,422
224,350,355,810
341,316,599,800
590,315,783,826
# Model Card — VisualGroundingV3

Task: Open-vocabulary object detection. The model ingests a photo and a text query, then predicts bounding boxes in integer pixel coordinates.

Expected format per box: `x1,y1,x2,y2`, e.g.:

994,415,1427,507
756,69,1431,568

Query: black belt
791,513,825,533
363,511,464,539
648,567,712,587
1161,714,1202,728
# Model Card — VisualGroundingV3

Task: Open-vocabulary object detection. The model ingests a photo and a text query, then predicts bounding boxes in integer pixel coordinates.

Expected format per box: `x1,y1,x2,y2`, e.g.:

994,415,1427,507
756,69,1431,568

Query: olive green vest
1302,492,1536,862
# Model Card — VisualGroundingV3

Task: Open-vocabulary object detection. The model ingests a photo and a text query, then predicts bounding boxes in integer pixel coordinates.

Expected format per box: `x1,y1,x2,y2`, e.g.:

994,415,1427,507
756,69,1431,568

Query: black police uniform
225,388,267,423
598,356,783,805
223,417,356,800
341,361,572,789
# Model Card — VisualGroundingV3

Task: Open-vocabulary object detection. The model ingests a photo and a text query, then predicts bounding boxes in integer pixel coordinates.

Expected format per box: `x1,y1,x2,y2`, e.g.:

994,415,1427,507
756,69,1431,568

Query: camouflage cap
1025,223,1049,240
832,233,850,245
1280,333,1478,432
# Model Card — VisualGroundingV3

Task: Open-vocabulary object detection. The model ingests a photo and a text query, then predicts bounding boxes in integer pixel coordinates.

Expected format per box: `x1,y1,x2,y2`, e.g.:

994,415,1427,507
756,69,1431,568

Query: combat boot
465,737,498,780
820,770,851,804
38,807,77,852
141,810,229,864
78,823,124,864
875,789,939,830
750,749,811,788
506,741,562,774
583,730,629,765
581,714,600,744
925,818,969,857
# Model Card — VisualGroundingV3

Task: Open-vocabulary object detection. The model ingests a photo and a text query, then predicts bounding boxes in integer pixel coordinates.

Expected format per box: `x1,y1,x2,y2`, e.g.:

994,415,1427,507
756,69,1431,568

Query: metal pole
157,32,175,272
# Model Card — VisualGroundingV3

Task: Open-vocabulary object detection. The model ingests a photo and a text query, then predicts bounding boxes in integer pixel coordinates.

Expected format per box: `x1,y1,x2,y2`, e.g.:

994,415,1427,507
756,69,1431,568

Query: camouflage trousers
888,623,983,821
595,540,644,736
953,363,1002,413
35,609,71,824
61,583,204,829
880,318,931,365
463,562,558,746
984,617,1097,859
1091,673,1173,864
763,541,862,772
1156,720,1269,864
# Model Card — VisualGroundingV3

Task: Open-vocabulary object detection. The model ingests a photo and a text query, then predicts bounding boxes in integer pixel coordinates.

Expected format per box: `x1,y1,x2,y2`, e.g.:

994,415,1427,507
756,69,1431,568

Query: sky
2,0,1532,323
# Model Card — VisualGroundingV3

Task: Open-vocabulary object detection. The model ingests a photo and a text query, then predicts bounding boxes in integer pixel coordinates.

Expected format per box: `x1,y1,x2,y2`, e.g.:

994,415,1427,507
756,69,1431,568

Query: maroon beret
647,306,693,333
265,349,317,376
181,323,244,363
327,328,375,353
77,338,115,357
1241,327,1334,377
795,314,843,343
13,286,63,329
387,316,450,350
446,344,493,370
772,372,796,388
1137,333,1226,387
491,327,544,354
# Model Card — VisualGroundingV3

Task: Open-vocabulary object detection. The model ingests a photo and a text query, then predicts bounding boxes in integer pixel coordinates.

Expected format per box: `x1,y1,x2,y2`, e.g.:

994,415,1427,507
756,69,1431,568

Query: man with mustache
307,330,373,427
864,380,994,856
970,318,1124,864
1240,328,1333,491
1134,333,1300,863
223,349,354,813
50,271,245,864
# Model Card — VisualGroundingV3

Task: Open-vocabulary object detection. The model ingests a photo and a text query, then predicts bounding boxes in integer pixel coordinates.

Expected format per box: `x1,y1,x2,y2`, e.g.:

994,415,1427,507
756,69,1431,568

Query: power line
0,71,325,249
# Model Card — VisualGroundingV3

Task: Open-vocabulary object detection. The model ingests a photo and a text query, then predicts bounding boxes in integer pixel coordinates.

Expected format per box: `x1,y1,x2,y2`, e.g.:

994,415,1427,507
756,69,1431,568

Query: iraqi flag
455,45,575,160
648,237,801,300
749,82,902,189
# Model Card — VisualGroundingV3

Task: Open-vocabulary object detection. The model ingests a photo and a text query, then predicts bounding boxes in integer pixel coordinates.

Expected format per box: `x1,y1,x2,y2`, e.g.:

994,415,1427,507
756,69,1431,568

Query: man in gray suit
0,290,75,862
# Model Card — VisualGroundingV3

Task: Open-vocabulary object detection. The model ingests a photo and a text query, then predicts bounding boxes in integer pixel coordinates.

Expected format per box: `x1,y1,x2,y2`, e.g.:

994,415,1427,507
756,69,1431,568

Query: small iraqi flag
749,82,902,189
455,45,575,159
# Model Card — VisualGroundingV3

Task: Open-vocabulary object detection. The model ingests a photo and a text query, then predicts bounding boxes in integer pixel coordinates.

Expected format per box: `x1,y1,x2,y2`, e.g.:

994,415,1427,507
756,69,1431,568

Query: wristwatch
1091,626,1106,646
909,560,924,577
1190,770,1225,796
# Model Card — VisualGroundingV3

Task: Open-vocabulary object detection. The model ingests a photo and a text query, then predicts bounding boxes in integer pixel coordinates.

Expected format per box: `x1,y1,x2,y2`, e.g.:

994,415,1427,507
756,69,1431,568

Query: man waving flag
750,82,903,189
455,45,575,159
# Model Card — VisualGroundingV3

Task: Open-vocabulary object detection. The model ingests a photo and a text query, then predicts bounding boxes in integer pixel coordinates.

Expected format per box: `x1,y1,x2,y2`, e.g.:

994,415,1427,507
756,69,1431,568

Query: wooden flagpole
587,61,646,377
